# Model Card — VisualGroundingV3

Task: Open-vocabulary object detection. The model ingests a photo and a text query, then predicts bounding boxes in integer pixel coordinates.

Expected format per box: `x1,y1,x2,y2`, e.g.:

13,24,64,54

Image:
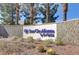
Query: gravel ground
0,37,79,55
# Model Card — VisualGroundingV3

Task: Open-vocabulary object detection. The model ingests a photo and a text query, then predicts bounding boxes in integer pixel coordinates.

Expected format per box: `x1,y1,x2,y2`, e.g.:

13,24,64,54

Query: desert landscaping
0,36,79,55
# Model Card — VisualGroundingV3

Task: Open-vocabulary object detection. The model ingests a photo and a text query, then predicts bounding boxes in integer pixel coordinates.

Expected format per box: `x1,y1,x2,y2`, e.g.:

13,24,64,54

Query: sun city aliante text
24,29,55,37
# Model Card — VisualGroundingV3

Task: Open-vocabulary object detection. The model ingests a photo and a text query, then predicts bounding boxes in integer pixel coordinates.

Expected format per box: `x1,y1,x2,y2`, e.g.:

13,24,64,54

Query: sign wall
23,24,57,40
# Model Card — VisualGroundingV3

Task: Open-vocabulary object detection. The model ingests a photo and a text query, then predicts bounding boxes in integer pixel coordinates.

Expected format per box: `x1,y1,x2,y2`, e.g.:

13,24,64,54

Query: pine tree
34,3,59,23
0,3,15,24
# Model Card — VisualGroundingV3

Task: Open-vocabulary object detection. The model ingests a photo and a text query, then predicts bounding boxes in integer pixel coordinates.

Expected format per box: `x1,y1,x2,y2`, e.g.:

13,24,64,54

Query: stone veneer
0,25,23,38
57,20,79,45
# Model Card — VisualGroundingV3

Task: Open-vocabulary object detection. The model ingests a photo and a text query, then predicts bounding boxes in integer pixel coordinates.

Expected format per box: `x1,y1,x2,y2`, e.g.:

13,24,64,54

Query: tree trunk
29,3,33,24
15,3,19,25
46,3,50,23
62,3,68,21
11,3,14,25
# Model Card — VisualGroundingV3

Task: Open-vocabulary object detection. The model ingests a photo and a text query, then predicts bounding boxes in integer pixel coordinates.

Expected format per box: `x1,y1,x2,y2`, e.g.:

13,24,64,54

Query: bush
55,39,63,46
34,38,43,44
11,36,19,41
46,48,56,55
26,36,34,43
0,40,7,48
36,44,45,52
43,39,53,46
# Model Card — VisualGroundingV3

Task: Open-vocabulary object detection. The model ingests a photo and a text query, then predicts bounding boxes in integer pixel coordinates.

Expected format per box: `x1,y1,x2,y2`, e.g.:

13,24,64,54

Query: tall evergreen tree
19,3,30,25
0,3,15,24
39,3,59,23
33,3,59,24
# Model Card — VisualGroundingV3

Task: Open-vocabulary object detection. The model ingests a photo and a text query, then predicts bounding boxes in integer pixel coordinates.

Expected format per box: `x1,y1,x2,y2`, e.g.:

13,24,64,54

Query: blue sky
55,3,79,23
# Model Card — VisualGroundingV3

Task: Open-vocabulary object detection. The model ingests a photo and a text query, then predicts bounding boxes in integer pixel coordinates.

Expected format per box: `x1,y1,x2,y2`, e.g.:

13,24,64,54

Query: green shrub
11,36,18,41
0,40,7,48
36,44,45,52
46,48,56,55
43,39,53,46
26,36,34,43
55,39,63,46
